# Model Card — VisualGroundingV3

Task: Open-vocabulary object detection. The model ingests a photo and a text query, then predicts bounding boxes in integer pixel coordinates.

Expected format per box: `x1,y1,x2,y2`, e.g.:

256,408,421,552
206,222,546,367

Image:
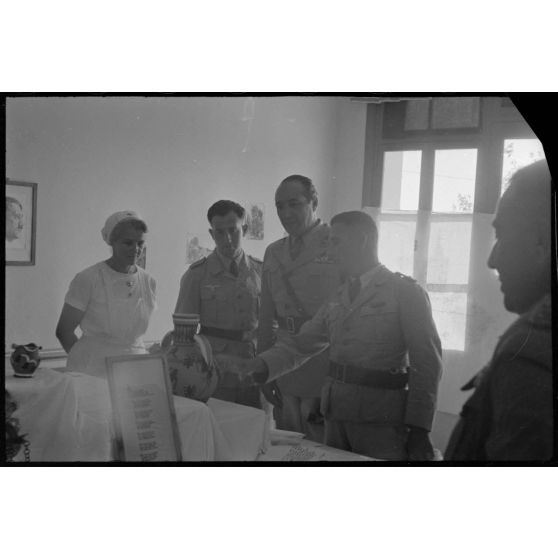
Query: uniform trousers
324,419,408,460
274,394,324,443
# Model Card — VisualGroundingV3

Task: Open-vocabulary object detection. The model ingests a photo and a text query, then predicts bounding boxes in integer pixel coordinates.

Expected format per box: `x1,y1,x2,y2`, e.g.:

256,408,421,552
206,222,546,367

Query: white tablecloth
6,367,268,462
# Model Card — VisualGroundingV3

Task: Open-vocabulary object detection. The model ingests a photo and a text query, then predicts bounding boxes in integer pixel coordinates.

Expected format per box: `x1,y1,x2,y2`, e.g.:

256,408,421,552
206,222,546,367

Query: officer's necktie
289,236,304,260
348,276,361,303
229,260,239,277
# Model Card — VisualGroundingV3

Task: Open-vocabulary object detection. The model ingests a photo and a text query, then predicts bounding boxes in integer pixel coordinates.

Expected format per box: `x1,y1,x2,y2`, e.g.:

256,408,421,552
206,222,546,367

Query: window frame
363,98,544,353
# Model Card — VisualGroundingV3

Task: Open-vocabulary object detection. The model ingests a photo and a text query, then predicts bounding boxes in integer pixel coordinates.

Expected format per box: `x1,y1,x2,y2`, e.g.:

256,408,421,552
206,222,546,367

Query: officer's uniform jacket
445,293,553,461
259,264,443,431
175,250,262,367
257,221,341,398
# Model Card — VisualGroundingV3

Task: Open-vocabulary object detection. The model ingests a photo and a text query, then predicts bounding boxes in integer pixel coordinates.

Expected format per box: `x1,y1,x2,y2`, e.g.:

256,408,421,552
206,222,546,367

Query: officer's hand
406,427,435,461
148,342,162,354
261,381,283,409
214,354,251,378
241,357,270,385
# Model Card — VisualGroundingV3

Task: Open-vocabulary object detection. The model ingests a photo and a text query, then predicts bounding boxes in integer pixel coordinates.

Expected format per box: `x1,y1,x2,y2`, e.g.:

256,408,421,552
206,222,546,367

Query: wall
6,96,358,351
330,100,367,213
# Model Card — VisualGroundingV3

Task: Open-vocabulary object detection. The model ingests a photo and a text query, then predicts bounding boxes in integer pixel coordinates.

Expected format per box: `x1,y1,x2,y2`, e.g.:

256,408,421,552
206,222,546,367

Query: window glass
432,149,477,213
428,291,468,351
426,220,472,284
404,100,430,130
501,138,545,194
431,97,480,129
377,218,416,277
381,150,421,211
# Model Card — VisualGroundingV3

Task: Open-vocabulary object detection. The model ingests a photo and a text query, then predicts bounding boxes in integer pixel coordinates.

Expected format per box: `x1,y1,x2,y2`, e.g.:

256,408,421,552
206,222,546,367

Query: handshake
213,354,269,385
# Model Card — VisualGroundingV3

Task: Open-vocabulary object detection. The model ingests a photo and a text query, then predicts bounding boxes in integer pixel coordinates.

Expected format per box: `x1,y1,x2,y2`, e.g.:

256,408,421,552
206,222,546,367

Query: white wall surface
6,96,359,350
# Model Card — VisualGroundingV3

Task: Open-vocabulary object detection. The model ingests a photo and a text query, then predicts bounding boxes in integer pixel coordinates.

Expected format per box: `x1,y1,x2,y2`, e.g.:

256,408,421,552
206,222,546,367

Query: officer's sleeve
174,267,201,314
398,281,443,431
486,359,553,460
259,303,330,381
257,261,276,354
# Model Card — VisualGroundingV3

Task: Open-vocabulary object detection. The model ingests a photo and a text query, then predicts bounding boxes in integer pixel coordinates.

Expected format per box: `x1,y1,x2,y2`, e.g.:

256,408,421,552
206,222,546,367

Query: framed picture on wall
137,246,146,269
6,179,37,265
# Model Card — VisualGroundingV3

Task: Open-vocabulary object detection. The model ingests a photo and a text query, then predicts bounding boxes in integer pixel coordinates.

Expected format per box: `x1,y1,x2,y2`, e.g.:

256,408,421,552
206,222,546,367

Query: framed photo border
6,179,38,266
106,353,183,462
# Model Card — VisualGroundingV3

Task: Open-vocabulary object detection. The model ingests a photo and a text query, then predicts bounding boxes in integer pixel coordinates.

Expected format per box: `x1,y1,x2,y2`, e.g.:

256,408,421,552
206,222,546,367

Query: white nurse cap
101,210,143,245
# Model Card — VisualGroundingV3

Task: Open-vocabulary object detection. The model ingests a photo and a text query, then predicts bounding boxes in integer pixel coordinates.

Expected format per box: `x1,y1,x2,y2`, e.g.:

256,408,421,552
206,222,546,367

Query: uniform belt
328,362,409,390
199,326,253,342
276,316,309,334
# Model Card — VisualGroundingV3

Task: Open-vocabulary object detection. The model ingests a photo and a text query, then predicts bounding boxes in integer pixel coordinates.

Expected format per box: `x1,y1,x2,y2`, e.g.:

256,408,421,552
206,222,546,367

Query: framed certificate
106,354,182,462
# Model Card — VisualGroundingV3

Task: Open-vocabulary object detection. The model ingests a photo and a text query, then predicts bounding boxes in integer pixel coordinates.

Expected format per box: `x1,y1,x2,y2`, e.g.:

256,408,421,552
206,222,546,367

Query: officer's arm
254,303,330,383
174,267,201,314
257,264,276,354
399,281,443,431
486,359,553,460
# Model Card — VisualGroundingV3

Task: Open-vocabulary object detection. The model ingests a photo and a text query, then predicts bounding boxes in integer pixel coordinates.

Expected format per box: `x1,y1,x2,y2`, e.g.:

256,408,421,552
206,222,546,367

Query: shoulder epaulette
394,271,417,283
189,257,207,270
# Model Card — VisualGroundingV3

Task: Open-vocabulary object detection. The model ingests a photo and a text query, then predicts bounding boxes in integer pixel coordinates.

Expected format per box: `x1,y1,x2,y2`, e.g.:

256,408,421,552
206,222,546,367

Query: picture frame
106,354,183,462
6,179,38,265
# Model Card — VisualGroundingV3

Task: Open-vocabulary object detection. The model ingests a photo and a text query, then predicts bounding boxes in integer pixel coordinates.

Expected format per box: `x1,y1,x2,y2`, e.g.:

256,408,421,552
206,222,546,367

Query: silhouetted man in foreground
446,159,553,461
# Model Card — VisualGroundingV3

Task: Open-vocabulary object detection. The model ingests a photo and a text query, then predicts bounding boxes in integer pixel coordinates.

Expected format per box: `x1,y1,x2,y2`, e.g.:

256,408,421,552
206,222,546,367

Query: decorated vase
10,343,42,378
161,313,219,403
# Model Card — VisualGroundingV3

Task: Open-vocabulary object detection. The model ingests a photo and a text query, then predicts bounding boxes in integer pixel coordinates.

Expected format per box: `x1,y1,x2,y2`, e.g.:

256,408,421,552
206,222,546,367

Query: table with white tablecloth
6,367,268,462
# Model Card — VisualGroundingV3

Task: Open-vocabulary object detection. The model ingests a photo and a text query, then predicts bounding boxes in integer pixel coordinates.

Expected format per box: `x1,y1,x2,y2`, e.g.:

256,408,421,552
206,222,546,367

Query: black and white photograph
2,5,557,558
245,202,265,240
6,180,37,265
4,94,553,468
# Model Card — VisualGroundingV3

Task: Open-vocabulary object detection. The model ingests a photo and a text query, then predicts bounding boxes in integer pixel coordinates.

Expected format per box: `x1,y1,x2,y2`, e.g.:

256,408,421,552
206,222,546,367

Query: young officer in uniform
258,175,341,442
244,210,443,460
174,200,262,408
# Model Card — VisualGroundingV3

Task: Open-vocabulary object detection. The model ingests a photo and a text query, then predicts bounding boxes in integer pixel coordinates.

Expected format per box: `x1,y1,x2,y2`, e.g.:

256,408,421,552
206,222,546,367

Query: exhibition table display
6,363,375,462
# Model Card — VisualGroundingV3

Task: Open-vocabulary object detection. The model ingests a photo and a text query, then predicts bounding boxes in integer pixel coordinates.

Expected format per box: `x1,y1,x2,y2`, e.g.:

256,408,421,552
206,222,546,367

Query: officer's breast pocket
200,286,218,322
358,304,399,344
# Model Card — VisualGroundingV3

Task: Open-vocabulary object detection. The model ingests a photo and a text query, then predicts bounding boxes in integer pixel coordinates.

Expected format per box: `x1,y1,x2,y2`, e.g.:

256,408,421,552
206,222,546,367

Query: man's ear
360,230,371,250
242,223,248,236
209,228,215,242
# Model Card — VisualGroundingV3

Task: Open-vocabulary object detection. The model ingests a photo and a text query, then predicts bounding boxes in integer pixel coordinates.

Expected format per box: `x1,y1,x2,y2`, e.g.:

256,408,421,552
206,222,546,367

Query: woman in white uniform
55,211,157,377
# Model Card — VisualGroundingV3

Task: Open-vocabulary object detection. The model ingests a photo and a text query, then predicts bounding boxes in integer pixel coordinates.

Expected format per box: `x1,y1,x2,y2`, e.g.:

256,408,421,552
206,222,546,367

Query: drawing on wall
137,246,146,269
186,234,213,264
6,180,37,266
245,203,264,240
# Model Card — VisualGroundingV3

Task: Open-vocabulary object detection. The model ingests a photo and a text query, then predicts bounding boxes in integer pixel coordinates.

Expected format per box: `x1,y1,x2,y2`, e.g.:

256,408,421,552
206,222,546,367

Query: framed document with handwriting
106,354,182,462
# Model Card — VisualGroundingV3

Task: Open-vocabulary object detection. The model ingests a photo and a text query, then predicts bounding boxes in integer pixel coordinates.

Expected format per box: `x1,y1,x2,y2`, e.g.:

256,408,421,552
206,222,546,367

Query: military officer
245,210,443,460
258,175,341,442
174,200,262,408
445,160,553,460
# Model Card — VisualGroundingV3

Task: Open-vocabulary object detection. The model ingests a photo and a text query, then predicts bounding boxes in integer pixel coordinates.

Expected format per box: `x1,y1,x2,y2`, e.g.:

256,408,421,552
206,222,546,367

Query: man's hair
6,196,22,212
330,210,378,245
207,200,246,223
506,159,551,232
110,219,148,244
280,175,318,206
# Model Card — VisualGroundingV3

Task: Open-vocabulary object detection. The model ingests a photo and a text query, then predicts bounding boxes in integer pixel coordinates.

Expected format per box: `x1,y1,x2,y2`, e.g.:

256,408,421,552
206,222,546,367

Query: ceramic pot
10,343,42,378
161,313,219,403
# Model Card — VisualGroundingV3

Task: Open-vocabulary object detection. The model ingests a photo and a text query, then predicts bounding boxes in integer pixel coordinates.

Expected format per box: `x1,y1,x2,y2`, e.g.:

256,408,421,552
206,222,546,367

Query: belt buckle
286,317,296,334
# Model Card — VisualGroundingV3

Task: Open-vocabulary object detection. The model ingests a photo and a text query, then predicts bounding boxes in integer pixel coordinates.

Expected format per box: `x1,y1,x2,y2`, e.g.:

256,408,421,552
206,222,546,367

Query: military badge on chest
313,253,334,264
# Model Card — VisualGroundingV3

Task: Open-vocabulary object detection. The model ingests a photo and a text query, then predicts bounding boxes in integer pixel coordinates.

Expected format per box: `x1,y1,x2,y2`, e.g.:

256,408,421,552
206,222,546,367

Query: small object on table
10,343,42,378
